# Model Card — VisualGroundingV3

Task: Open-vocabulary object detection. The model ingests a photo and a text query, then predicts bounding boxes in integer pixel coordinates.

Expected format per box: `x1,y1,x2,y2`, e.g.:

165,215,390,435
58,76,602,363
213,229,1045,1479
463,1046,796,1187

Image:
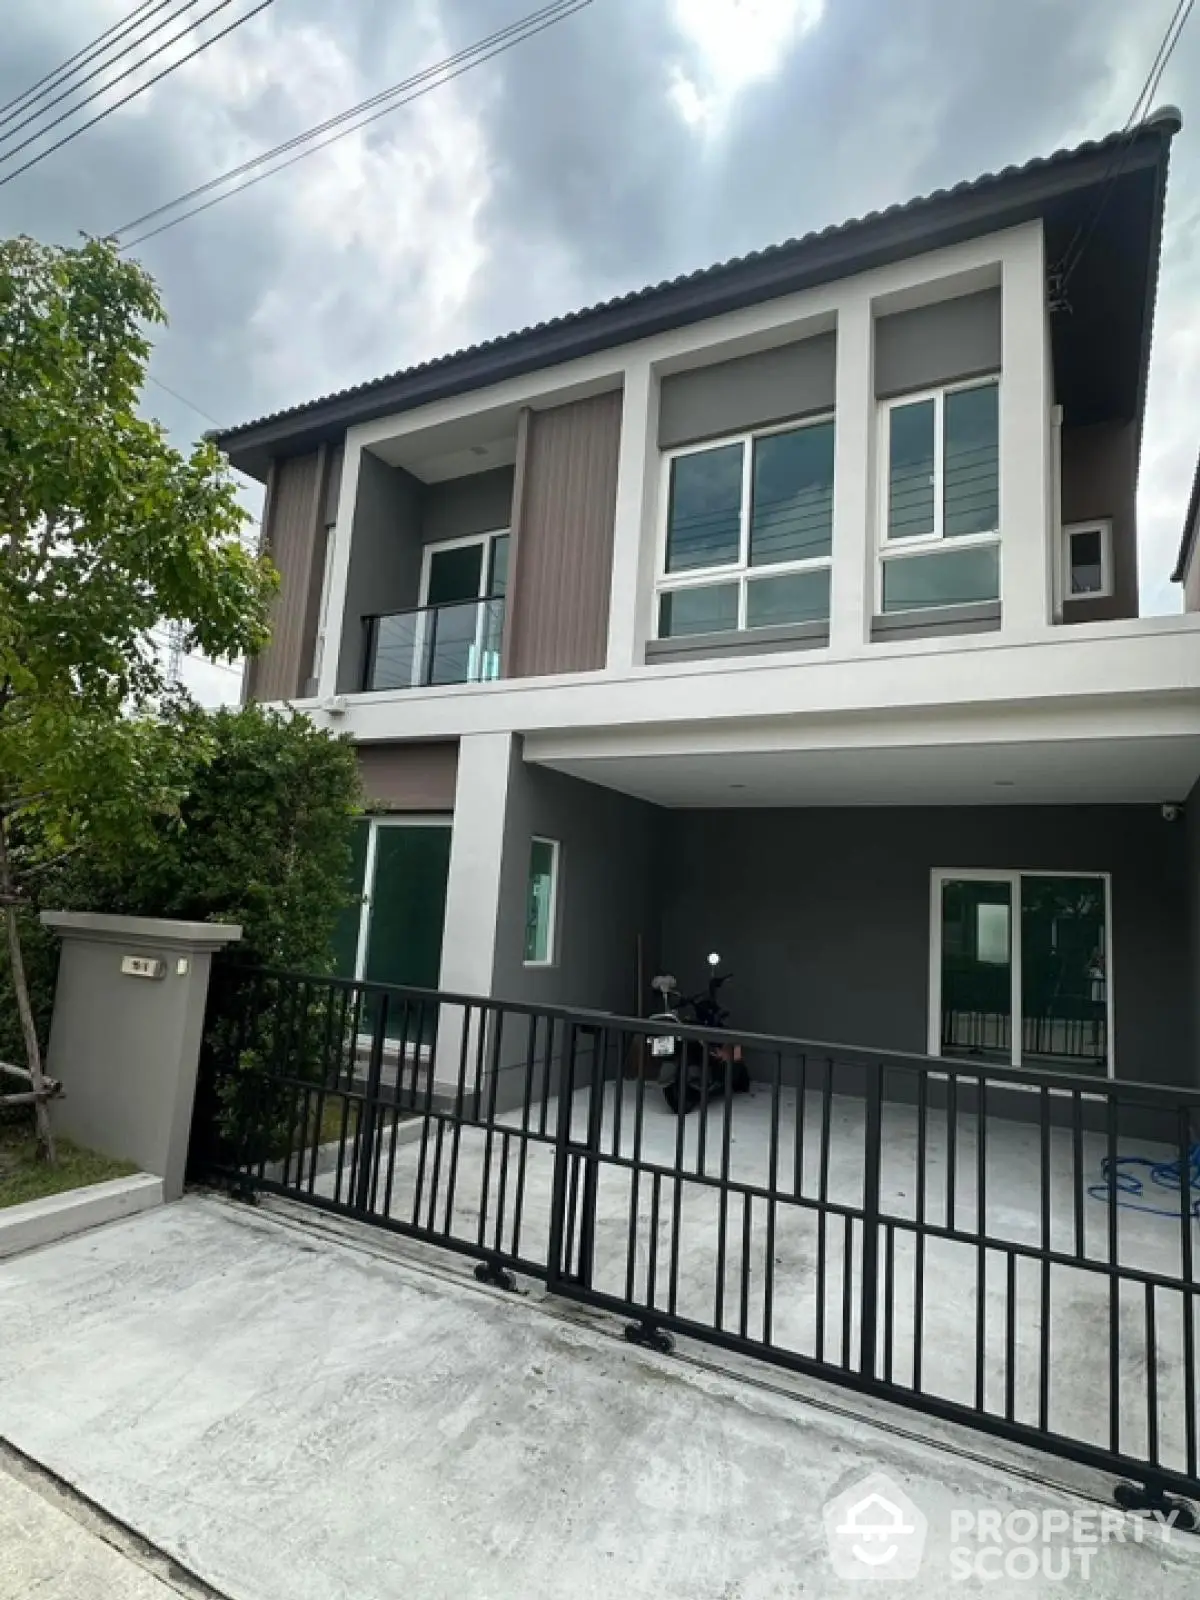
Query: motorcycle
647,953,750,1115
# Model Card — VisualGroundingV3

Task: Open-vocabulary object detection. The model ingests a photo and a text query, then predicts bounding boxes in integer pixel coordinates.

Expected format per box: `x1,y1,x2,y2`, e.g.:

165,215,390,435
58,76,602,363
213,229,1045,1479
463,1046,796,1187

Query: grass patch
0,1116,138,1209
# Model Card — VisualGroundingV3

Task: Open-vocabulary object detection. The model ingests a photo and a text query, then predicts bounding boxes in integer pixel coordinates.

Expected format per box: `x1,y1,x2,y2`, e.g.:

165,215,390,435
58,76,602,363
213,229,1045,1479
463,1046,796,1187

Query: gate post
858,1058,884,1382
39,911,243,1201
546,1021,579,1293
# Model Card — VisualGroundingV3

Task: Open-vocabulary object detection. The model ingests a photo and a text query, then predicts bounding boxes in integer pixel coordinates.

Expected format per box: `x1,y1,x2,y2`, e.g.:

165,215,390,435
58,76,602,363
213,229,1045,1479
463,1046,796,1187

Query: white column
605,356,659,672
1000,224,1053,634
434,731,513,1093
829,295,874,652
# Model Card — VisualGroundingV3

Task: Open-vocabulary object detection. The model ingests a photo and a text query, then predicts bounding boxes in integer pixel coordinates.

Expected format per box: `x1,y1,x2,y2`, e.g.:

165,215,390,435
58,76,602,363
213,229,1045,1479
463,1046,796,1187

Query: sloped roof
213,108,1182,480
1173,449,1200,584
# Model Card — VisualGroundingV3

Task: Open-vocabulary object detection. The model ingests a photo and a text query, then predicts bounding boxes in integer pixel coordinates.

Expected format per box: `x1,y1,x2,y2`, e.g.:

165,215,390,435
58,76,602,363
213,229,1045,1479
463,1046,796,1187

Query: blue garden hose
1088,1143,1200,1220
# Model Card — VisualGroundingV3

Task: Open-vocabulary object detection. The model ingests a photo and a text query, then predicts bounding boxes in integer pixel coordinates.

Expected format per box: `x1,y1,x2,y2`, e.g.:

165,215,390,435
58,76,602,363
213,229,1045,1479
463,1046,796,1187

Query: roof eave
214,121,1176,481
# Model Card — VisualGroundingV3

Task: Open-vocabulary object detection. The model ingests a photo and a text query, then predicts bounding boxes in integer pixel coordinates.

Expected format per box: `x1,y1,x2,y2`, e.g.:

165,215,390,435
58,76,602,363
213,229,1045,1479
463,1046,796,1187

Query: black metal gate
190,961,1200,1522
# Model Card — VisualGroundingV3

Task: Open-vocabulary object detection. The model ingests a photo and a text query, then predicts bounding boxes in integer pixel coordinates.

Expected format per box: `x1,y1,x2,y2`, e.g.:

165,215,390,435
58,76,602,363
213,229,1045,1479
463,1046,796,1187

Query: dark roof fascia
213,126,1172,474
1172,450,1200,583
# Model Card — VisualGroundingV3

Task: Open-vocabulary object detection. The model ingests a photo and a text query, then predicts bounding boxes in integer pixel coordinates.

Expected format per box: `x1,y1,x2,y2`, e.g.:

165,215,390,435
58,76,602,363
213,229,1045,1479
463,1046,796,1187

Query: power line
0,0,284,191
0,0,161,126
142,374,263,517
1058,0,1193,289
113,0,594,247
113,0,584,239
0,0,206,144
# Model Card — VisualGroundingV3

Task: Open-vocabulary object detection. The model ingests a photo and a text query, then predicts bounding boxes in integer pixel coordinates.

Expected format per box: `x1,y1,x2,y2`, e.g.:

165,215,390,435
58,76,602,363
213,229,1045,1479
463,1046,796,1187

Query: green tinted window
882,544,999,612
665,444,743,571
525,838,559,964
887,398,935,539
749,421,834,566
658,584,739,637
944,383,999,537
745,568,830,628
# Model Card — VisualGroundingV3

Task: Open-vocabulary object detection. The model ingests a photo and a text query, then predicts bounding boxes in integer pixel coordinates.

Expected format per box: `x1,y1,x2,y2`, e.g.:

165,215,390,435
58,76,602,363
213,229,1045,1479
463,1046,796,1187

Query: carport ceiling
533,737,1200,808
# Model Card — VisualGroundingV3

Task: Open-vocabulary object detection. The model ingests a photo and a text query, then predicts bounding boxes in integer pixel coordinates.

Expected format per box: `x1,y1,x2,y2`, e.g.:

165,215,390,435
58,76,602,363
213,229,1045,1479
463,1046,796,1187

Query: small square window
524,837,560,965
1063,521,1112,601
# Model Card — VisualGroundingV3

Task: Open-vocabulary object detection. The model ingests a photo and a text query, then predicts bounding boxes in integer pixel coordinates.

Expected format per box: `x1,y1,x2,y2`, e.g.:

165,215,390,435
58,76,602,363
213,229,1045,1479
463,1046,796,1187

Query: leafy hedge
0,703,362,1069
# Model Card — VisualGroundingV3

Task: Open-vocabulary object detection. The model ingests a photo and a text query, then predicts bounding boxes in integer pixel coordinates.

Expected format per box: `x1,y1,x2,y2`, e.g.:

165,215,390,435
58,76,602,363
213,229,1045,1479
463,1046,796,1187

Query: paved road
0,1196,1196,1598
0,1451,211,1599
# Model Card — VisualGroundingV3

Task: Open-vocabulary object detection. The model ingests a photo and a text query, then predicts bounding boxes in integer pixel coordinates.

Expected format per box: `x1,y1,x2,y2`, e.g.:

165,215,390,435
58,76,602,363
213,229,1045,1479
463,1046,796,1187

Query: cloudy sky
3,0,1197,702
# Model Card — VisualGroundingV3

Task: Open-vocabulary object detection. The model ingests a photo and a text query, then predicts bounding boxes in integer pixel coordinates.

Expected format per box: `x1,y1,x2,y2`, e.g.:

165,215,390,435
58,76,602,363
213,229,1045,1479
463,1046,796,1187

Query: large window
932,870,1111,1075
656,417,835,638
879,379,1000,613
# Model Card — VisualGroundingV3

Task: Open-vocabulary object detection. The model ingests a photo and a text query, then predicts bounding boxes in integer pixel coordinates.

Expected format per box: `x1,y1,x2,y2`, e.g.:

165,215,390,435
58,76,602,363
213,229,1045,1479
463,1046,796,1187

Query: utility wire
142,374,263,517
112,0,585,239
1058,0,1193,288
114,0,593,247
0,0,284,191
0,0,161,126
0,0,211,154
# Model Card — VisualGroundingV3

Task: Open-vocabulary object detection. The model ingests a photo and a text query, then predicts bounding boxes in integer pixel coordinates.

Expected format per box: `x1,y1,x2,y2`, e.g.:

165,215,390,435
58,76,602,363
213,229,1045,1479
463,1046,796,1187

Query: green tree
0,235,277,1157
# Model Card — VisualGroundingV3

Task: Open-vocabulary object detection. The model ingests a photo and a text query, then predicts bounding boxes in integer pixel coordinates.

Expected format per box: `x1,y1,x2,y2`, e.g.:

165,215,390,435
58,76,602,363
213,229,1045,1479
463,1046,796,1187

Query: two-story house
214,105,1200,1099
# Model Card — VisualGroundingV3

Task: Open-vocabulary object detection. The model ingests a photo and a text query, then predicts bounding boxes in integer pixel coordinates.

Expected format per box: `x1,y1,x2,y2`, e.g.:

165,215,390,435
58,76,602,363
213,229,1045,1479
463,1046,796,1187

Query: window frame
418,528,510,607
1062,518,1113,603
523,835,561,969
876,376,1001,614
927,867,1114,1078
654,413,836,639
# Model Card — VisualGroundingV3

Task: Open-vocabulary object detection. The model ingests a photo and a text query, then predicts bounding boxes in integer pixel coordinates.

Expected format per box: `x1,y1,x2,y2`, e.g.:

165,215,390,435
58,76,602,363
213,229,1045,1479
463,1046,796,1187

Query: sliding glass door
933,870,1110,1074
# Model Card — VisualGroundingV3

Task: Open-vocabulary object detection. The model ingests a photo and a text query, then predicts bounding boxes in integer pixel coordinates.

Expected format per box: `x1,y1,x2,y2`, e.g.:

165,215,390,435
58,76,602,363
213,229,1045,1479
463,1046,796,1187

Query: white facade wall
309,221,1095,734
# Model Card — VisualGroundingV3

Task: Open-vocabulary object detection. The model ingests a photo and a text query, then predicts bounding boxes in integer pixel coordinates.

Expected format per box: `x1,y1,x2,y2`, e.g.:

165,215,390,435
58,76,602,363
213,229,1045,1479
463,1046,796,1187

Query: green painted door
331,819,452,1044
363,823,452,1041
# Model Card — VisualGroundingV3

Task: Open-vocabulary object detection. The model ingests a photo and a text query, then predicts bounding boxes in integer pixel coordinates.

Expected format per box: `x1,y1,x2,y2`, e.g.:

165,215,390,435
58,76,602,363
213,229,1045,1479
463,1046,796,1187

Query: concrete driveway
0,1195,1196,1599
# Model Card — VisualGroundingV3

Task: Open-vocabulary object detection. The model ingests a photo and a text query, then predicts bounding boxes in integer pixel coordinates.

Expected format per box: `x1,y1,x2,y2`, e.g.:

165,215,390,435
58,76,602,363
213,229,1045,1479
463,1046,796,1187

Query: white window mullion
933,390,946,542
738,436,753,568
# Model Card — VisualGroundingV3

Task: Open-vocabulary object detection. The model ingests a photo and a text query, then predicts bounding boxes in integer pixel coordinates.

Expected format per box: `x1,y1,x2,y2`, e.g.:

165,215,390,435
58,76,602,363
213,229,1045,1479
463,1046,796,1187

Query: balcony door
418,532,508,686
931,870,1112,1075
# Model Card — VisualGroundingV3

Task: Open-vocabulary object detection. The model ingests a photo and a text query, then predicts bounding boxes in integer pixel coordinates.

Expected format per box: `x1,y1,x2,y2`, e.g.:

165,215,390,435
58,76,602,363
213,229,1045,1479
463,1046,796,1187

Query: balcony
362,597,505,692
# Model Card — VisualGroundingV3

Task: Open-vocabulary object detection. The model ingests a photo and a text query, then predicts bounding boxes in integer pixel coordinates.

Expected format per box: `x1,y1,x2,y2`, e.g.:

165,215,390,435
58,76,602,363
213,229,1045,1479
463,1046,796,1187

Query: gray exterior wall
1060,420,1139,622
874,288,1001,399
505,391,623,678
422,467,514,544
658,333,837,449
492,750,660,1013
336,452,423,693
484,748,661,1107
1187,779,1200,1078
357,741,459,812
659,805,1191,1086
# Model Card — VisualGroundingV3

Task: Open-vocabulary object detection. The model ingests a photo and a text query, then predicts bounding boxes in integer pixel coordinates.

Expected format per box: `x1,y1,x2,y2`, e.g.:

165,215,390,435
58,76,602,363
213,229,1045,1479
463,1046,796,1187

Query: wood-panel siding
504,390,622,678
357,742,459,812
246,449,325,702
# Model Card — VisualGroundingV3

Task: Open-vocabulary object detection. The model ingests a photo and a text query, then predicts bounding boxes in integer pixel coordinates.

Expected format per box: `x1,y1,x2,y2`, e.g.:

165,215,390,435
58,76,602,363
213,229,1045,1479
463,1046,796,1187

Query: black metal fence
190,962,1200,1520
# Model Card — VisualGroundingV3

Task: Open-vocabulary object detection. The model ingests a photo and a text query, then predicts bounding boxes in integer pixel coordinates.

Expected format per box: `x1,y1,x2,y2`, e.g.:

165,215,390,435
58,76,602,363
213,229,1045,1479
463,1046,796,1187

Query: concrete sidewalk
0,1195,1196,1598
0,1449,216,1600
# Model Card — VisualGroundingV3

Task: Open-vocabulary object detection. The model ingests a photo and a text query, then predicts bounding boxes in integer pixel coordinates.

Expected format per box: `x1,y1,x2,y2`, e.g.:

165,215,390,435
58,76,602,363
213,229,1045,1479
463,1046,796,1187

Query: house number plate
121,955,166,980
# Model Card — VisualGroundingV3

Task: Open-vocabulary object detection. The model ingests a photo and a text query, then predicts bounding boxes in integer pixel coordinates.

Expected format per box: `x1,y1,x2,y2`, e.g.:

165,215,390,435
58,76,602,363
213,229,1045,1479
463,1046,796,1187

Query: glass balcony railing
362,597,505,692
